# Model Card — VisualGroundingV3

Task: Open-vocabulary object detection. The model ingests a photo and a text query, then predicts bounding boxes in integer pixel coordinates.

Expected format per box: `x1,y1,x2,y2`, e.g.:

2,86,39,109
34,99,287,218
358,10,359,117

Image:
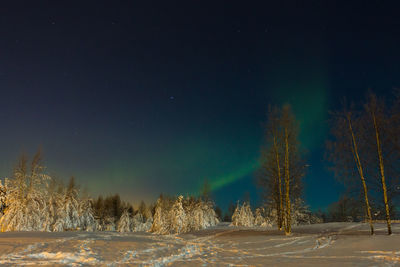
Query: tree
214,206,222,221
328,92,400,235
138,201,147,217
185,196,219,230
259,105,284,229
0,180,7,215
169,195,187,233
389,89,400,215
326,195,363,222
258,104,305,235
282,105,292,235
150,195,219,234
95,194,128,230
44,177,61,231
201,178,211,201
365,93,392,234
93,195,105,228
231,202,254,227
0,151,51,231
223,201,236,222
137,200,152,221
254,207,270,226
53,177,81,231
117,210,133,232
79,188,96,231
327,103,374,234
150,195,170,234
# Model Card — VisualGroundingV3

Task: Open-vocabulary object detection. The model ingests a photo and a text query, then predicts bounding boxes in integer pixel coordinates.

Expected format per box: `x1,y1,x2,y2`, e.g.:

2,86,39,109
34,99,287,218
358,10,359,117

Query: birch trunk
347,114,374,235
284,127,291,235
273,135,284,230
372,111,392,235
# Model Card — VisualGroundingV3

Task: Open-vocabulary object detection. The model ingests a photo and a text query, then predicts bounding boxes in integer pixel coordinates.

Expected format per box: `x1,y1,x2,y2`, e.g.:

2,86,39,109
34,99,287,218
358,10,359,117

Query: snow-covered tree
103,216,116,231
137,200,153,221
118,210,153,233
254,207,265,226
79,197,96,231
254,207,273,227
42,178,61,232
231,202,254,227
117,210,133,232
259,199,321,227
54,177,80,231
150,195,219,235
133,213,153,231
291,198,322,225
141,217,153,231
0,180,7,216
0,153,50,231
186,199,219,231
202,200,219,227
169,195,187,234
150,196,171,234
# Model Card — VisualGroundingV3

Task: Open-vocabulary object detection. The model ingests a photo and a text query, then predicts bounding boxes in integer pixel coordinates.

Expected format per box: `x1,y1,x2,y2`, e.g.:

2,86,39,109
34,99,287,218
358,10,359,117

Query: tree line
0,90,398,235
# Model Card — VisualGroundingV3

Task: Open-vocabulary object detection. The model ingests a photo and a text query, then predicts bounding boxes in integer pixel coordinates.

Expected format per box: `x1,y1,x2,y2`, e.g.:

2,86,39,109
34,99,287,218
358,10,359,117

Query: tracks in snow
0,234,101,266
0,231,334,266
2,224,398,266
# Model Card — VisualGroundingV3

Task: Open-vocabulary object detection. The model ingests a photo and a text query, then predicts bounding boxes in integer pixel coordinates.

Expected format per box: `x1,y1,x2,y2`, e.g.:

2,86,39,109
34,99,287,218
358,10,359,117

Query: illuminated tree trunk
347,114,374,235
273,136,283,230
284,127,291,235
372,111,392,235
260,104,302,234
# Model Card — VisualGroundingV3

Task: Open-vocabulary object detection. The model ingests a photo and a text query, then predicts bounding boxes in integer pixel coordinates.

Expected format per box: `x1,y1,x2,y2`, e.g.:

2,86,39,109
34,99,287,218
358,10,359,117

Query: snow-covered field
0,222,399,266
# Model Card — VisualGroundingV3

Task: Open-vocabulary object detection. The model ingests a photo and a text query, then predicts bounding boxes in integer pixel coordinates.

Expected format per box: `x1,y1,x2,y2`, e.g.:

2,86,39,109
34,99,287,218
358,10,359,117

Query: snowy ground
0,222,399,266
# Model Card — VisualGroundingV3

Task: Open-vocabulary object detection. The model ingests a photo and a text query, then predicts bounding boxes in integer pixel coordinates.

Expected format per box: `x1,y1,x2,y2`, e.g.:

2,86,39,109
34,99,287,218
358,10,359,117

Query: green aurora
197,78,330,195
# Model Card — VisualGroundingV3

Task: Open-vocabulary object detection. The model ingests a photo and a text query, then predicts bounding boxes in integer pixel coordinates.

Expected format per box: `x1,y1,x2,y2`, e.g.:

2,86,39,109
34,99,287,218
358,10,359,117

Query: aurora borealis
1,2,399,212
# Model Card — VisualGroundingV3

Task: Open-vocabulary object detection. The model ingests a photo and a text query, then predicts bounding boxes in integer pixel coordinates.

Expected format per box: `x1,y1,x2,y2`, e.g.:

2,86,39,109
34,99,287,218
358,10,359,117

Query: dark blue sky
0,1,399,211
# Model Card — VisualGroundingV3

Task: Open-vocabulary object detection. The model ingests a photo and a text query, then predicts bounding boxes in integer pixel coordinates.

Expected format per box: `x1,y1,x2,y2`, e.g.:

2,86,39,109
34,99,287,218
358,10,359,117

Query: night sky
1,2,399,211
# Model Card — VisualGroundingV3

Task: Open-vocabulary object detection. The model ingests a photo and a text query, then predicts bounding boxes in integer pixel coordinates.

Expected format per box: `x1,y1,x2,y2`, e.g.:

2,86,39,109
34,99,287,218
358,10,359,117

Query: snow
0,222,399,266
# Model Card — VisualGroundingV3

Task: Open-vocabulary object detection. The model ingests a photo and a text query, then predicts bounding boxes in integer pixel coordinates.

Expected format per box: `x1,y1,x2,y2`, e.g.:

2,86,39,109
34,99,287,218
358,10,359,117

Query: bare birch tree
281,104,302,235
259,104,305,235
327,104,374,234
259,106,284,229
365,93,392,235
328,92,399,235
